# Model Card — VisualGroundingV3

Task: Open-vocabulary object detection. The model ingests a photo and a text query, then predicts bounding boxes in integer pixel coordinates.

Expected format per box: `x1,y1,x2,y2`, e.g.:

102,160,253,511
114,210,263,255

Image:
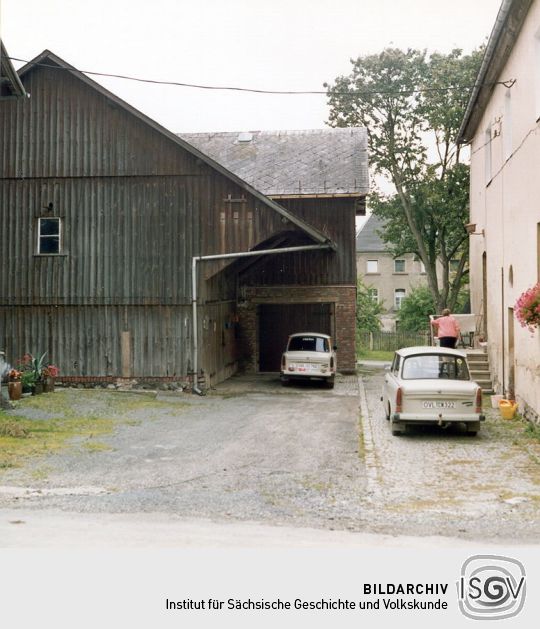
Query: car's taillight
395,387,403,413
475,387,482,414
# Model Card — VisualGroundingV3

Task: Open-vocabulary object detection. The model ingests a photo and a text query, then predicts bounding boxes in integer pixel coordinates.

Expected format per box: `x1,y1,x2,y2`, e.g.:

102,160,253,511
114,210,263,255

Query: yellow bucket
499,399,518,420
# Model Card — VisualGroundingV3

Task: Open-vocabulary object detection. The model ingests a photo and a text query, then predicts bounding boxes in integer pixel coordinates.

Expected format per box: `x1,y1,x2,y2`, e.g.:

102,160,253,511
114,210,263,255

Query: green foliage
397,285,435,332
356,278,384,333
326,47,483,311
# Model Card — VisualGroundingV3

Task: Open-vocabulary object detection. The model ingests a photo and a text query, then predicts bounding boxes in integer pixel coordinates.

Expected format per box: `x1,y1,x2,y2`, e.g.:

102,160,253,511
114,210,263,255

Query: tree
397,285,435,332
325,48,483,312
356,278,384,333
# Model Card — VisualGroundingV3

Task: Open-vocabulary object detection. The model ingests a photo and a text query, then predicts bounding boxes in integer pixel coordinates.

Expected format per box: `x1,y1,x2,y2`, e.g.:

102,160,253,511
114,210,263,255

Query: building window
367,288,379,304
38,217,62,254
394,288,406,310
366,259,378,273
394,259,406,273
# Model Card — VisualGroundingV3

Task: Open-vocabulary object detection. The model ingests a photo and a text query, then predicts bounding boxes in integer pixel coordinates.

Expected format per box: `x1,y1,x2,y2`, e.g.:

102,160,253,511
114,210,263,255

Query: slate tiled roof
356,213,388,252
179,128,368,197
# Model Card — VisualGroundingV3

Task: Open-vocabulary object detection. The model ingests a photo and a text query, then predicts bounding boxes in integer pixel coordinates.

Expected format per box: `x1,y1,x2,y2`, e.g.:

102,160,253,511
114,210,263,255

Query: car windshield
287,336,329,353
401,354,469,380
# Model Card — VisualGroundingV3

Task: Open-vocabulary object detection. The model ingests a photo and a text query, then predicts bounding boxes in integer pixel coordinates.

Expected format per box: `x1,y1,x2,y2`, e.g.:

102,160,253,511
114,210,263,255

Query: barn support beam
191,243,333,393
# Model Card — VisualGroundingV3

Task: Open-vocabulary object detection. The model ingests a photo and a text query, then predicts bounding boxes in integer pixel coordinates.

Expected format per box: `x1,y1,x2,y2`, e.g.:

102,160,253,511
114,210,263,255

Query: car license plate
423,401,455,409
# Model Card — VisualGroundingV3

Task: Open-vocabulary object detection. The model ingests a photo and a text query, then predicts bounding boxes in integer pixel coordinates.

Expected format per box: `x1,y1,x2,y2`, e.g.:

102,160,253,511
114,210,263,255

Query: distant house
180,128,368,372
356,214,432,331
0,51,367,385
0,41,26,99
457,0,540,421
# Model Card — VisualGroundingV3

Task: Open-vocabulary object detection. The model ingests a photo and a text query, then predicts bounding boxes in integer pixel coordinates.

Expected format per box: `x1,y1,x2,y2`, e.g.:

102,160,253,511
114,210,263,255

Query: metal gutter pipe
457,0,515,144
191,243,333,393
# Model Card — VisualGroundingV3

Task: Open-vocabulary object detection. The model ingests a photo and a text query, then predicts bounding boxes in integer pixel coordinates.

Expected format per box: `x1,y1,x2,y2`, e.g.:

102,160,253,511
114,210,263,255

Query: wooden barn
0,50,367,387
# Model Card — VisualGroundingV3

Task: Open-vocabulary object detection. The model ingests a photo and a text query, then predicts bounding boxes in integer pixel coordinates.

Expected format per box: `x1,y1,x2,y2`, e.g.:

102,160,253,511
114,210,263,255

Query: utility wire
8,55,516,97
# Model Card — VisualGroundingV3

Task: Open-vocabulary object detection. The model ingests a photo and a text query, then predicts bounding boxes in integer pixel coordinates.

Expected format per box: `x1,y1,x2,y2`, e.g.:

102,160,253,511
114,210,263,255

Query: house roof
0,41,27,98
457,0,533,143
17,50,334,248
355,214,388,253
178,128,368,198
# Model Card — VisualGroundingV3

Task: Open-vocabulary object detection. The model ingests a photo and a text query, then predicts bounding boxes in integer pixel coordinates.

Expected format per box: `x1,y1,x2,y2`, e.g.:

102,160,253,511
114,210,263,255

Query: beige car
280,332,336,388
382,346,485,436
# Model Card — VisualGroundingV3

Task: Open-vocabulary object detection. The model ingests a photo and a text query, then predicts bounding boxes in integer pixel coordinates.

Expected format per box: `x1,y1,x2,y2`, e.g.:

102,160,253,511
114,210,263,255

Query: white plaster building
458,0,540,421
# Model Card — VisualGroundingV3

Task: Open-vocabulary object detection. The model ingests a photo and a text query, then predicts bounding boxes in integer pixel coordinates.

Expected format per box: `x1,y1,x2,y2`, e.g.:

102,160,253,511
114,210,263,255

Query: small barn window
394,259,406,273
367,288,379,303
38,217,62,254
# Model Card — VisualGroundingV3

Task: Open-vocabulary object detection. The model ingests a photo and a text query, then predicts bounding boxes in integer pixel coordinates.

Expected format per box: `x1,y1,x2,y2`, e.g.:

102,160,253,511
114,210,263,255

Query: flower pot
43,376,55,393
8,381,22,401
33,381,44,395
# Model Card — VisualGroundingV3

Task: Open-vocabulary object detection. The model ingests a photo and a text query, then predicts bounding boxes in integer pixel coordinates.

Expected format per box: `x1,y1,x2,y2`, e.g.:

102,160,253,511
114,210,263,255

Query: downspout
191,243,333,393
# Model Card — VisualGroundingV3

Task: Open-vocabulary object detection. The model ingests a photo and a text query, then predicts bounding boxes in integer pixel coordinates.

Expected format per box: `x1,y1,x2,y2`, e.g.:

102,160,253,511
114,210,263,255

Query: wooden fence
358,330,430,352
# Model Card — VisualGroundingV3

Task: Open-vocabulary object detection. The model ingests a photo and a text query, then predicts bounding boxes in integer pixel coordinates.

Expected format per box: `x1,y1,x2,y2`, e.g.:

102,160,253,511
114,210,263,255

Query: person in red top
431,309,461,348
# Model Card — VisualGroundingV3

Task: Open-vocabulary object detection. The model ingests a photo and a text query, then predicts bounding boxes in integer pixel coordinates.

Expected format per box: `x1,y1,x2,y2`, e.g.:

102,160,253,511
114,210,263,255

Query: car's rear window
287,336,329,352
401,354,469,380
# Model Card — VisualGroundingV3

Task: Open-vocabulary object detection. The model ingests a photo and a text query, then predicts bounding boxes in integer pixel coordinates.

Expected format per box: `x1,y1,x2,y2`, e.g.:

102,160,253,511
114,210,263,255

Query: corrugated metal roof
0,41,27,98
355,214,388,252
179,128,368,197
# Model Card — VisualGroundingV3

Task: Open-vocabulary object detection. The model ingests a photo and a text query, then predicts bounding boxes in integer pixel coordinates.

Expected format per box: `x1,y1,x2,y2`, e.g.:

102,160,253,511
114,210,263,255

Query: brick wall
238,285,356,373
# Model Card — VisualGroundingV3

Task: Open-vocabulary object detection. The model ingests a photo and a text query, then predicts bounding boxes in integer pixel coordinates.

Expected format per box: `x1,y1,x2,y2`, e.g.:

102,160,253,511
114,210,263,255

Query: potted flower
515,282,540,333
42,365,59,393
7,369,23,401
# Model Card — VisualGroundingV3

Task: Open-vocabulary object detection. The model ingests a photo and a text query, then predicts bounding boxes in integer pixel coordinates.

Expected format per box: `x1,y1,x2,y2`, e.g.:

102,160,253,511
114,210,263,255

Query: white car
280,332,336,388
382,346,485,436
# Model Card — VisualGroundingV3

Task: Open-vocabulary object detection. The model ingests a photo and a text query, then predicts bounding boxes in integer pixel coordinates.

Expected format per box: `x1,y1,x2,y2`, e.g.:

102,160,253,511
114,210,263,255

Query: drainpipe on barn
191,243,334,393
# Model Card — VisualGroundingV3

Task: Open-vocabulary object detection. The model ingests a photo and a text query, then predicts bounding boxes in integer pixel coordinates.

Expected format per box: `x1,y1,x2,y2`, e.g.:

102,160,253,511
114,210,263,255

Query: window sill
392,272,408,275
33,253,68,258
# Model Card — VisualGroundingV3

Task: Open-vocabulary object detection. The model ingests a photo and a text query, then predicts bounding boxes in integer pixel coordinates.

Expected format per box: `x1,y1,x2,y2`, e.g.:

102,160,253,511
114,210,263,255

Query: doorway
258,303,332,371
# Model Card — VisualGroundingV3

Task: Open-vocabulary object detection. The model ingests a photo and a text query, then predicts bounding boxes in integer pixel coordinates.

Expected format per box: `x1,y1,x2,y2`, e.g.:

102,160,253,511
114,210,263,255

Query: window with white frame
394,288,406,310
37,217,62,254
394,259,406,273
366,259,378,273
367,287,379,304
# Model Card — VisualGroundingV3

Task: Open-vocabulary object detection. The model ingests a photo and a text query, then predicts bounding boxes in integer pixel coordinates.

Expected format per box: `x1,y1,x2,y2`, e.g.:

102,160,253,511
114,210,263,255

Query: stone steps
466,350,493,393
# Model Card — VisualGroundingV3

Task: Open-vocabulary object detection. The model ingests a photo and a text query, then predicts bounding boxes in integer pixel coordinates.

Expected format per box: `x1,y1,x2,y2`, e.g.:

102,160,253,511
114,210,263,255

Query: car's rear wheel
391,419,405,436
467,421,480,436
281,378,290,387
325,377,335,390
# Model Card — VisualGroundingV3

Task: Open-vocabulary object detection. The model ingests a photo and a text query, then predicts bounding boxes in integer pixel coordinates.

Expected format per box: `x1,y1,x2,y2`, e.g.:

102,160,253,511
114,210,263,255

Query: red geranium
515,282,540,333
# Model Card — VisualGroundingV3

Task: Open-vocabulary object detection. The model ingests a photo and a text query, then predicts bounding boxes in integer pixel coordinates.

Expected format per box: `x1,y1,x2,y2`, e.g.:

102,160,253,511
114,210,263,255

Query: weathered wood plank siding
0,59,316,378
239,197,356,286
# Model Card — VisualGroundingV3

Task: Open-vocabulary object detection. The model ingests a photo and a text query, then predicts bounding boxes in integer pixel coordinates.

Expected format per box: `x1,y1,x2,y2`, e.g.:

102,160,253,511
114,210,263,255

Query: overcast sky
2,0,502,134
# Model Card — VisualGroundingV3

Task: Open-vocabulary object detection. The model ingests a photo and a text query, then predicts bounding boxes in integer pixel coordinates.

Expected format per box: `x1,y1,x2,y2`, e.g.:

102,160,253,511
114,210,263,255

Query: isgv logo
457,555,526,620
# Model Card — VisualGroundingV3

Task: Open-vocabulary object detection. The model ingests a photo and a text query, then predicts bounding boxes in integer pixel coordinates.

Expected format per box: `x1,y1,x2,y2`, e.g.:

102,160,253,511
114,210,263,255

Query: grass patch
0,389,178,471
357,350,394,362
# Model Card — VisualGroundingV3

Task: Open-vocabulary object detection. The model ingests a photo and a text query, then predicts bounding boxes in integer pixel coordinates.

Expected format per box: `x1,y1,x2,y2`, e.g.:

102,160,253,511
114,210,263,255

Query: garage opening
258,303,332,371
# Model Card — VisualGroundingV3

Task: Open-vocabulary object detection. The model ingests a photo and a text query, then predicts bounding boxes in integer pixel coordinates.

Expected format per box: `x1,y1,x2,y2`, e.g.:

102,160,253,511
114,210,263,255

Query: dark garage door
258,303,332,372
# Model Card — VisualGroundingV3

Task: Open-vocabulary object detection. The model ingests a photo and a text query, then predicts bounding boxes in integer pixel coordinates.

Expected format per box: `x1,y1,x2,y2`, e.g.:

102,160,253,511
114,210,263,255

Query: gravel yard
1,368,539,543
